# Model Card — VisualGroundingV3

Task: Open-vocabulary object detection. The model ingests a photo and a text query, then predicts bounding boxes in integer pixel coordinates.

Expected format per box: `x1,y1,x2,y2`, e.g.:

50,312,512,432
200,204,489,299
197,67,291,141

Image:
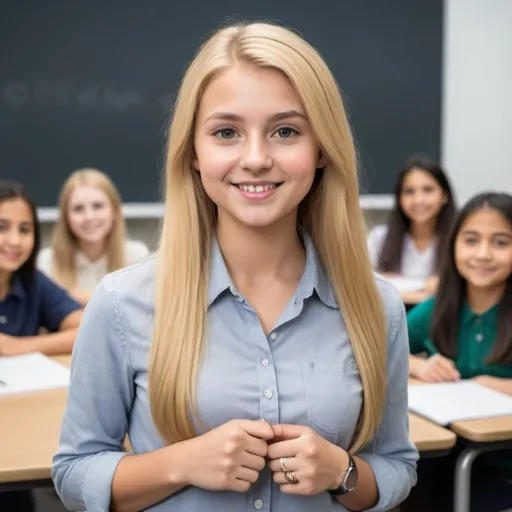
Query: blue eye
213,128,237,140
275,126,298,138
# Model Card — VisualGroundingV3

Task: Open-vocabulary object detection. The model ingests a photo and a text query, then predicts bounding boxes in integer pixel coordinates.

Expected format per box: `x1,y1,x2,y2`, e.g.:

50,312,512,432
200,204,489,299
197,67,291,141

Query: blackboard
0,1,443,206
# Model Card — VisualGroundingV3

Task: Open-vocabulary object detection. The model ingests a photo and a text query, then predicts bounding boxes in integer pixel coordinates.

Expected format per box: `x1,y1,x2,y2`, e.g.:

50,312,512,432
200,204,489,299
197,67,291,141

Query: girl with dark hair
367,155,456,303
405,192,512,512
0,180,83,510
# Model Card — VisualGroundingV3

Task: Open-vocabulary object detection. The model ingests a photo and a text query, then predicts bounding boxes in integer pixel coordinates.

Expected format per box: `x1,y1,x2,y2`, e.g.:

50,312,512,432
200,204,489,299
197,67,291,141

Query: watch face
345,466,358,491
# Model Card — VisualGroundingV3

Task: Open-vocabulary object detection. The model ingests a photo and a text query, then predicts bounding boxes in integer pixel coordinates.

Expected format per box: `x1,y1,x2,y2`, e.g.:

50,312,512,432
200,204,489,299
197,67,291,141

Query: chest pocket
301,361,363,440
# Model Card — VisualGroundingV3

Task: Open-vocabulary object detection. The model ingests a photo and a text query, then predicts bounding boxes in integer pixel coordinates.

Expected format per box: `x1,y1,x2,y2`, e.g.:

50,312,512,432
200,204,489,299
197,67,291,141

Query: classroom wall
442,0,512,203
38,0,512,243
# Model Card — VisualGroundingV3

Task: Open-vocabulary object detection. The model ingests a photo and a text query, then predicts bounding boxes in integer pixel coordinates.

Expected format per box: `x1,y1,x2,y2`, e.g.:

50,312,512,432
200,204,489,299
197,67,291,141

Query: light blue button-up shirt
53,232,418,511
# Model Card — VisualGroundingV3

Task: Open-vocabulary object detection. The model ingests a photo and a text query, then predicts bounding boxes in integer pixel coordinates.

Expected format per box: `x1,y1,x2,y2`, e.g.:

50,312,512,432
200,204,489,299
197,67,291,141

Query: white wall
442,0,512,204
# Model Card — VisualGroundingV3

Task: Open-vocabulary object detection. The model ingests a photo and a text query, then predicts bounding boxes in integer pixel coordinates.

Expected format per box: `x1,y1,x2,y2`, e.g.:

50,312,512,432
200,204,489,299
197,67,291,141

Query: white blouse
367,225,436,279
37,240,149,293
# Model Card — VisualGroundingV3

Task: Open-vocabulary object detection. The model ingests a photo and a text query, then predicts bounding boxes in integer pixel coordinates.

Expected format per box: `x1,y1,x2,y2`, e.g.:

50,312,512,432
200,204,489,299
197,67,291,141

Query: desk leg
454,448,480,512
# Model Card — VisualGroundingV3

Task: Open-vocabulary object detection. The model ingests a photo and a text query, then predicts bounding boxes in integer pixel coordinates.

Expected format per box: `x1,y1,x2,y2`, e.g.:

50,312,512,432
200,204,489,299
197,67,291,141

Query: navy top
0,270,81,336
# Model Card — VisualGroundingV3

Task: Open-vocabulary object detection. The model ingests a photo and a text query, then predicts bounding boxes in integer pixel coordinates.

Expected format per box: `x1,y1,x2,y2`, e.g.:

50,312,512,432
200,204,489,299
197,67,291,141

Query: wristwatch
328,451,358,496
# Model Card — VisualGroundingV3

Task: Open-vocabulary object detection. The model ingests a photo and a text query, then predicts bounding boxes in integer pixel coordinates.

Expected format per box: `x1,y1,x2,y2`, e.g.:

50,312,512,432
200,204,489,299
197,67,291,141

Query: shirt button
264,389,273,399
254,499,264,510
236,295,244,303
0,315,7,324
476,333,483,342
270,332,277,341
261,359,269,367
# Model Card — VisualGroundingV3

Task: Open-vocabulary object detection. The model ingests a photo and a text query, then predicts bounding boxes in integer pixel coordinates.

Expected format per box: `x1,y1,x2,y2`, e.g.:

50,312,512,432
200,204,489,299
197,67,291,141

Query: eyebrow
204,109,308,123
462,230,512,237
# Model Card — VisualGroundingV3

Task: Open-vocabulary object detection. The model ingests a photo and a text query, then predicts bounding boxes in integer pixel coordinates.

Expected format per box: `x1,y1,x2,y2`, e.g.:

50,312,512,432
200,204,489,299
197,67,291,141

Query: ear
316,152,327,169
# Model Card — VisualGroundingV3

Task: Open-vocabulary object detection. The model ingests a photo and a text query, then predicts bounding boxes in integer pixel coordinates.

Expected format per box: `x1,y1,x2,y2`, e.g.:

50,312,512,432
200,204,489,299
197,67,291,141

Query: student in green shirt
403,192,512,512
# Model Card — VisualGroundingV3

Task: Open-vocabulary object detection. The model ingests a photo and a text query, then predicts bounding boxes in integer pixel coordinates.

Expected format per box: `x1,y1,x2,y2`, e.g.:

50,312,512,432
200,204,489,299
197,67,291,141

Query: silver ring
280,457,289,472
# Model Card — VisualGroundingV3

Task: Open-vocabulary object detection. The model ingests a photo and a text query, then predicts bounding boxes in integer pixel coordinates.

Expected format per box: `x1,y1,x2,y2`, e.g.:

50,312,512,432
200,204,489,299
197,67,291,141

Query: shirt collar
76,251,106,269
207,228,338,309
460,302,499,325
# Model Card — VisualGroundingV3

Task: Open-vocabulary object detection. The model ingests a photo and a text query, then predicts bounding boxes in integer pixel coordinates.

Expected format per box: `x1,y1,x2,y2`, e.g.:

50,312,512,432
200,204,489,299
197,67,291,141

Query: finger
267,438,301,460
236,419,275,441
236,466,260,484
245,436,269,458
241,452,266,472
273,471,305,494
434,360,459,381
438,357,460,380
268,457,299,473
230,479,251,493
271,424,308,441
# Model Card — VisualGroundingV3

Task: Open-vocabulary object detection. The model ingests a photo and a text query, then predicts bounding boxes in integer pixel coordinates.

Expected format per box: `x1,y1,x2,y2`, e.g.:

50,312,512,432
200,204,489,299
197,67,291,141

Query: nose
83,207,95,221
6,228,22,247
475,242,492,259
240,135,272,174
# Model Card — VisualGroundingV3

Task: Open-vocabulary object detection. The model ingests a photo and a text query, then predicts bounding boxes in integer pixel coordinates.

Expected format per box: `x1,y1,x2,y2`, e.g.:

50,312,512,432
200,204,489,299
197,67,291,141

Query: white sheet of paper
0,353,70,396
386,277,425,293
408,381,512,425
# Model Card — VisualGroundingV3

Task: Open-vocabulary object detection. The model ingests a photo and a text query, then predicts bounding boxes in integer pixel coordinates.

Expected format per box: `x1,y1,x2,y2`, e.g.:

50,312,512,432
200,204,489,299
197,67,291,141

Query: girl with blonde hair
53,22,417,511
38,168,148,305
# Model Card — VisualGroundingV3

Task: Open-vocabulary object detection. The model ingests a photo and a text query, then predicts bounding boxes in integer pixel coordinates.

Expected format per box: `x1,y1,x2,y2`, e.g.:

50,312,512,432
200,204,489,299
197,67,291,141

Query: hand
416,354,460,382
0,334,28,357
178,419,274,492
267,424,348,496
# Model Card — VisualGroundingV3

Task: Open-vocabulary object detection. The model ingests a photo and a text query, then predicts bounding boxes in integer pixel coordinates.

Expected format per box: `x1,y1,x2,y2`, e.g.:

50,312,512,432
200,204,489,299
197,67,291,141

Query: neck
77,239,107,262
216,212,306,286
0,269,12,301
466,283,506,314
410,219,436,240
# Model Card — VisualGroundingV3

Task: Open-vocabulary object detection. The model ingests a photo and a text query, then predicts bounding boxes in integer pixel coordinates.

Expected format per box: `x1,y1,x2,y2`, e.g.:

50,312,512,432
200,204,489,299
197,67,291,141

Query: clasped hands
182,419,348,496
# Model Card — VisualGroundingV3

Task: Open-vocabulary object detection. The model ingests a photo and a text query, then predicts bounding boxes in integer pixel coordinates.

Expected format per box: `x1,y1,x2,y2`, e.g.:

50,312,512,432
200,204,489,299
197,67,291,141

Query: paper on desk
408,381,512,425
0,353,70,396
386,277,425,293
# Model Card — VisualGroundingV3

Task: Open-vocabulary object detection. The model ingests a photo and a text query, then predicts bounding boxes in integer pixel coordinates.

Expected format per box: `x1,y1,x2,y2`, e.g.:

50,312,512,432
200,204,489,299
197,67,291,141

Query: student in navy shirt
0,180,82,510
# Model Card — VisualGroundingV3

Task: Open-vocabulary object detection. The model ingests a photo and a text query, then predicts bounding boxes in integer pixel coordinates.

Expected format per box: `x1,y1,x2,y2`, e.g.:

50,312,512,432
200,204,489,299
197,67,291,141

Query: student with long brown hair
38,169,149,305
405,192,512,512
368,155,456,303
53,22,417,512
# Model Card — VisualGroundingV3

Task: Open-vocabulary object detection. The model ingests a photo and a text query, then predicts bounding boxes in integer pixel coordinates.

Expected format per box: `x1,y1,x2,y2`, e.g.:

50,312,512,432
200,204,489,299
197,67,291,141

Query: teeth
238,184,276,192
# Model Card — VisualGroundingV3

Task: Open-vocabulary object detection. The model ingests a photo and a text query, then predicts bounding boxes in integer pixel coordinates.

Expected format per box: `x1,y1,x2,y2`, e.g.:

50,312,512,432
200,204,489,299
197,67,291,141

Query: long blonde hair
150,22,387,452
51,168,126,289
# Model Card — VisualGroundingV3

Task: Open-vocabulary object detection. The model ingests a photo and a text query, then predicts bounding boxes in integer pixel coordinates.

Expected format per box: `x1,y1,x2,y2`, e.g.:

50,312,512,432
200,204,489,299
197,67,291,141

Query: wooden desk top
409,378,512,443
409,413,456,452
0,356,70,483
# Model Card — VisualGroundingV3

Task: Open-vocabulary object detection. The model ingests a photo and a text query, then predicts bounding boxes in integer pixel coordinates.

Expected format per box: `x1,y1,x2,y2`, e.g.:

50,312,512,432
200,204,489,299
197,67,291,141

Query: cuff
356,453,416,512
82,451,129,512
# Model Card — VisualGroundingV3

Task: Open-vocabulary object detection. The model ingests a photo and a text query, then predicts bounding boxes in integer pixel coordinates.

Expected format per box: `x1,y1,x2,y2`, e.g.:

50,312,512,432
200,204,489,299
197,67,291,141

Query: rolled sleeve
52,273,134,511
37,271,81,332
356,297,419,511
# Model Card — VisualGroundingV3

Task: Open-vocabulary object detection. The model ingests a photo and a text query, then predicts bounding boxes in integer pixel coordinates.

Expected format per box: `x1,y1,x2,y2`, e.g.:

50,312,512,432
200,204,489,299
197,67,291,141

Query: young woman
38,168,149,305
53,22,418,512
406,192,512,512
367,155,456,304
0,180,82,511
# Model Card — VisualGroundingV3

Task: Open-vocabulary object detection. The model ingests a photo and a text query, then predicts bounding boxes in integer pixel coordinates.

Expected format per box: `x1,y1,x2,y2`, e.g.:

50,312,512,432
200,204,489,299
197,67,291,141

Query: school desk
0,356,455,492
409,377,512,512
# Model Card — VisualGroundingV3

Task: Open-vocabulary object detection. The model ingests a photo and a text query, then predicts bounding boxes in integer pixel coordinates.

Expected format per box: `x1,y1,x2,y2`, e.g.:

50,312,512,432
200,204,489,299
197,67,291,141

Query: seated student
405,192,512,512
0,180,82,511
367,155,456,304
38,168,149,306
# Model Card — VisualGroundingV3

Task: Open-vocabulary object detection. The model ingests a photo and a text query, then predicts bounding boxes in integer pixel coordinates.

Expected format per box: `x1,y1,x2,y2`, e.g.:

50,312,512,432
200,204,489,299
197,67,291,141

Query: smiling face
66,186,115,245
0,198,35,275
193,64,323,229
399,168,447,226
455,208,512,292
